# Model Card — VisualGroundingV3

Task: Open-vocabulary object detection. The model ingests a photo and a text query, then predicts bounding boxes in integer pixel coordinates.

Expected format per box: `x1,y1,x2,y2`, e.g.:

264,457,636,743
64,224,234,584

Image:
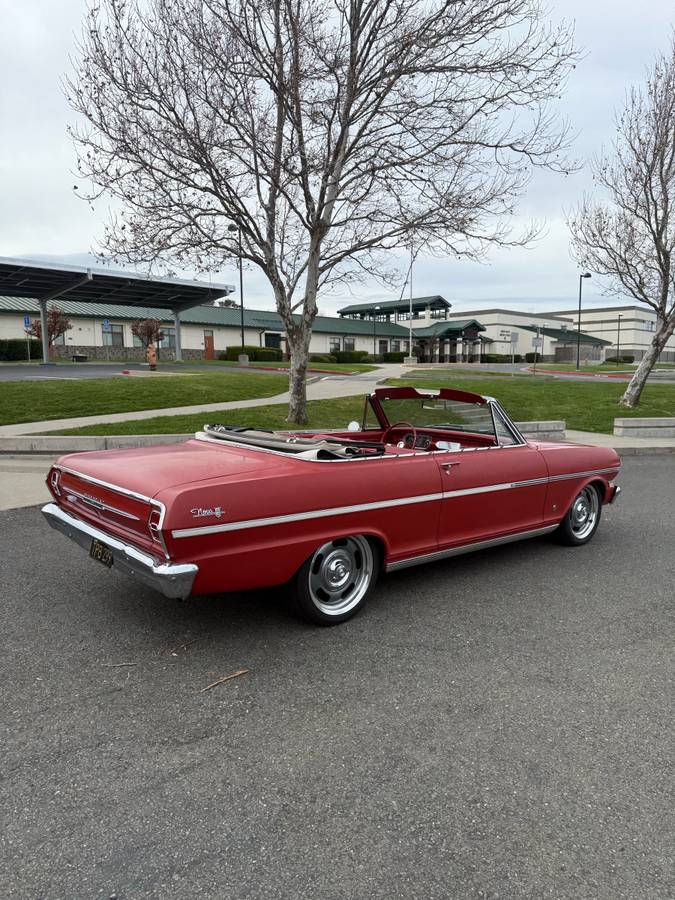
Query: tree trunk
287,333,311,424
620,314,675,407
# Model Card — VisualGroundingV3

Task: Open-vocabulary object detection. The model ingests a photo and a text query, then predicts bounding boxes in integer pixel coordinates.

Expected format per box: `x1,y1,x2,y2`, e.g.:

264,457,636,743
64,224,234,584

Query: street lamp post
616,313,622,366
576,272,592,371
373,305,381,357
228,223,247,362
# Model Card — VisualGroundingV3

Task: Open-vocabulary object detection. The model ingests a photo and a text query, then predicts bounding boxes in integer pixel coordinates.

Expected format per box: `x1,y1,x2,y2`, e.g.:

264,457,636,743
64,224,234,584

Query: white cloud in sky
1,0,674,314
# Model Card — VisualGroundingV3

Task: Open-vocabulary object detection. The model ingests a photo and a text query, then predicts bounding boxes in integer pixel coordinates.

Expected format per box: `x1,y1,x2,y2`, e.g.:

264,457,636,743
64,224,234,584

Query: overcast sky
1,0,674,315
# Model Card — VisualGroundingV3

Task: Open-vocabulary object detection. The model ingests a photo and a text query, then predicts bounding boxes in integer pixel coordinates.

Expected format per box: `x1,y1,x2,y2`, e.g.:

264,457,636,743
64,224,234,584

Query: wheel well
364,534,386,573
589,479,607,501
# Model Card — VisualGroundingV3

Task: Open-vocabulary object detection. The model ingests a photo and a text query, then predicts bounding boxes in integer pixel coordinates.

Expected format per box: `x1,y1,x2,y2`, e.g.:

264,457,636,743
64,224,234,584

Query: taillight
148,506,163,542
49,468,61,497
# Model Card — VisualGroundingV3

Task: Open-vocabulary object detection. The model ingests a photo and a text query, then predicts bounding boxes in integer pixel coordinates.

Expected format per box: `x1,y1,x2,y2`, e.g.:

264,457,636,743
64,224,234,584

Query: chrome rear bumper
42,503,198,599
608,484,621,504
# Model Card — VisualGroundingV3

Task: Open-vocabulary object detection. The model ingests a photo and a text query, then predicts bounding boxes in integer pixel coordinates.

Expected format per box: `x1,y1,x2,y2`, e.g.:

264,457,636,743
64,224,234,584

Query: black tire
555,483,602,546
291,535,380,625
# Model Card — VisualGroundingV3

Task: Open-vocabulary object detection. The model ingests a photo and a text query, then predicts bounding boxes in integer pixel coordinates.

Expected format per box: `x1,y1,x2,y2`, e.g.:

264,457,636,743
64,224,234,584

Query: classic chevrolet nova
43,386,621,624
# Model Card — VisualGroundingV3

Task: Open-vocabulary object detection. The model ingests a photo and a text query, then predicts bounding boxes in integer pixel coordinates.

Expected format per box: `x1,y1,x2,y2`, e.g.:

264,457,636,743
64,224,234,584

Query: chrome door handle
441,462,460,473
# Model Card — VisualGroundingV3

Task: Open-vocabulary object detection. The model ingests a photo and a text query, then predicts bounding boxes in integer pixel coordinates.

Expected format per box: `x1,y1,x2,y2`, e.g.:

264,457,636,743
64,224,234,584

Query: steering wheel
382,421,418,449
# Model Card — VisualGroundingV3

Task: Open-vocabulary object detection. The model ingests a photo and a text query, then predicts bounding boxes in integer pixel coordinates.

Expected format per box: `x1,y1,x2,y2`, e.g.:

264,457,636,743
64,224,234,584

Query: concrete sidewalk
0,365,406,437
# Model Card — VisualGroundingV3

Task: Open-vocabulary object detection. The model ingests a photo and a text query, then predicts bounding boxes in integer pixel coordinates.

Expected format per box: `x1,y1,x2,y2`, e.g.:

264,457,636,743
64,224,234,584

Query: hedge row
482,353,523,363
0,338,43,361
219,345,283,361
333,350,370,363
605,355,635,363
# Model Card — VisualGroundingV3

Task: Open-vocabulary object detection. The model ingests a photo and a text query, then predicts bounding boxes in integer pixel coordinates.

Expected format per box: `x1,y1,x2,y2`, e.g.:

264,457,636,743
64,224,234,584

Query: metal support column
173,308,183,362
38,298,50,364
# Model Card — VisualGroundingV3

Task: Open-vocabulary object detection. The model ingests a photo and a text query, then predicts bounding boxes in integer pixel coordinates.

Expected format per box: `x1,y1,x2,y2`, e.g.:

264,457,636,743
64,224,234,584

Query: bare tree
28,307,72,355
68,0,577,423
131,318,165,349
569,39,675,407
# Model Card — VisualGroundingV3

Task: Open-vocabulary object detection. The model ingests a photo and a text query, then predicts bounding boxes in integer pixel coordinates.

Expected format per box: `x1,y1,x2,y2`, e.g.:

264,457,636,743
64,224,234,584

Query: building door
378,339,388,355
203,330,215,360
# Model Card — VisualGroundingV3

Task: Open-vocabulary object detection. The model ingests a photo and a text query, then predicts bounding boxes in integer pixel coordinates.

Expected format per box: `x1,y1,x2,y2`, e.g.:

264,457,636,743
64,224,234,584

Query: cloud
1,0,673,314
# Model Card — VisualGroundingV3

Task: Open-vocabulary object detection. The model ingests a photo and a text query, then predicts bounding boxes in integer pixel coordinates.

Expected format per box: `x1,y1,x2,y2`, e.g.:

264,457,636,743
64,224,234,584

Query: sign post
509,331,518,370
23,315,31,362
102,319,111,361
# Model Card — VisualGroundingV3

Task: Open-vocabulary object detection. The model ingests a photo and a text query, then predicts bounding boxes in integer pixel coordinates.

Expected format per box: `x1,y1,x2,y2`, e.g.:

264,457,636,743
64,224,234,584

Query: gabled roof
412,319,485,339
338,295,451,316
0,296,411,336
518,324,612,346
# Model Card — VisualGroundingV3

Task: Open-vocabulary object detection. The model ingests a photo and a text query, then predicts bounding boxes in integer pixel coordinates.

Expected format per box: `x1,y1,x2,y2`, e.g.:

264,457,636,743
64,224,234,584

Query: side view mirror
347,421,361,432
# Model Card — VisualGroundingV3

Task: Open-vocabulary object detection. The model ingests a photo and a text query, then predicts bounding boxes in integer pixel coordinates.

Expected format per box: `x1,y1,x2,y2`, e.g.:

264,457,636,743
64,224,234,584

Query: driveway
1,456,673,899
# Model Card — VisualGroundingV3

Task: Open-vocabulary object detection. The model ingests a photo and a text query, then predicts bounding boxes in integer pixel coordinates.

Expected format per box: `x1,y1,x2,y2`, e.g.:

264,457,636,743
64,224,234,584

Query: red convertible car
43,386,621,624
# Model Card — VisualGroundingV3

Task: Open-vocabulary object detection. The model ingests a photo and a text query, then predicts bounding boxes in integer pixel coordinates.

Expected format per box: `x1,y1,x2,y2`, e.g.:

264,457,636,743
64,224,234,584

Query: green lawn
0,370,288,426
48,396,366,436
47,375,675,436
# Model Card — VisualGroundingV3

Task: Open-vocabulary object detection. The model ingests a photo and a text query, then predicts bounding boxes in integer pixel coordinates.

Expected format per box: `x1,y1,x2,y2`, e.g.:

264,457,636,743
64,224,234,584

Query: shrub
223,345,282,361
524,352,542,363
334,349,370,363
309,354,337,363
482,353,511,363
605,354,635,364
383,351,406,362
255,348,283,361
0,338,43,361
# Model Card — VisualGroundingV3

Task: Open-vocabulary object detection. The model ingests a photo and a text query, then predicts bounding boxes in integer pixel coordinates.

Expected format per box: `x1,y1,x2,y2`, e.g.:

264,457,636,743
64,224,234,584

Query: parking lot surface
1,456,673,899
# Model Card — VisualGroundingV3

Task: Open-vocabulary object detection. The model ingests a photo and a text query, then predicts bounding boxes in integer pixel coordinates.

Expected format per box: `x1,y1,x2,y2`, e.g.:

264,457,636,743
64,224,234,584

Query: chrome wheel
569,486,600,540
307,536,374,617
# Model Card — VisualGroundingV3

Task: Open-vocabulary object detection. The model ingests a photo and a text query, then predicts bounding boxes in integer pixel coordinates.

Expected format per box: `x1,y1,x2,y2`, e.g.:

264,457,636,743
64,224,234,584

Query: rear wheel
555,484,602,546
291,535,379,625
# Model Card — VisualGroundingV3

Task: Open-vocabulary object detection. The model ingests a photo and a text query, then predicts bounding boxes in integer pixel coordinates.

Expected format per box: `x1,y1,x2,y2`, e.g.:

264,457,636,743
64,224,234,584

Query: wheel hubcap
308,536,374,616
570,486,599,540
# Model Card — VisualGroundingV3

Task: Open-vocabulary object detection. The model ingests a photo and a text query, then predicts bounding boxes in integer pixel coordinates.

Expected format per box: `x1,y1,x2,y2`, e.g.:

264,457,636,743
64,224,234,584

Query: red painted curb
527,367,629,380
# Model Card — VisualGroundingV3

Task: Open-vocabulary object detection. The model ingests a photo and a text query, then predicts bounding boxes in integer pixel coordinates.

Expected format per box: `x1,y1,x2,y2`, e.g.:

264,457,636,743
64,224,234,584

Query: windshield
366,396,494,435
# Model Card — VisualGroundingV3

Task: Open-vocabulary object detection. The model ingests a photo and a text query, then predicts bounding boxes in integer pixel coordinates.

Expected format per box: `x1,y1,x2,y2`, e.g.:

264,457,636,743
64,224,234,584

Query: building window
159,327,176,349
378,339,388,355
343,337,355,351
329,338,341,353
52,331,66,346
265,333,282,348
102,324,124,347
391,340,401,352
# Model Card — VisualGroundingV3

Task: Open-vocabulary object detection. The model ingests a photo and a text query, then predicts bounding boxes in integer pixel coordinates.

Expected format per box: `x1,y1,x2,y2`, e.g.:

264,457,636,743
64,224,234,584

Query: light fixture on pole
576,272,592,370
228,223,247,362
373,305,381,356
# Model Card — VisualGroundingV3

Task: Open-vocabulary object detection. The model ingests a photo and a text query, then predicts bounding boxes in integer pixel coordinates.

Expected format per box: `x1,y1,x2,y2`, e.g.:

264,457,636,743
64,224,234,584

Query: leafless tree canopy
569,38,675,406
68,0,576,421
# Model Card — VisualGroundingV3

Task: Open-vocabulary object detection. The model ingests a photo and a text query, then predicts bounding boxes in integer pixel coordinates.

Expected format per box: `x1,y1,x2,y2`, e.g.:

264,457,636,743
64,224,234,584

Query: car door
434,426,548,548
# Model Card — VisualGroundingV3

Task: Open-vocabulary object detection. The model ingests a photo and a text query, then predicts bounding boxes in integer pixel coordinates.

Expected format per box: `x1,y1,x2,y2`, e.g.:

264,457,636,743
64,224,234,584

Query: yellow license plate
89,538,114,567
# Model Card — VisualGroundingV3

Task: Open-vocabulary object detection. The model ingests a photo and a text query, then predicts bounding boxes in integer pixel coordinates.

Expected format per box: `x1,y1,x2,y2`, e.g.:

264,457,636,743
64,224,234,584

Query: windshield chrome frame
363,391,526,447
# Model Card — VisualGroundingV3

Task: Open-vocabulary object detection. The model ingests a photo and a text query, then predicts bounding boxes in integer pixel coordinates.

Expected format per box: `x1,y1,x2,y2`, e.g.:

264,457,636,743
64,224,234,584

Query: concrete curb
2,431,674,457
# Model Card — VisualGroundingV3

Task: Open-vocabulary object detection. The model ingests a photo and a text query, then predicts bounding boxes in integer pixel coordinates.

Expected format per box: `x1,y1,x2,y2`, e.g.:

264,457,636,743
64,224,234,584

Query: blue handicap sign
23,314,30,329
102,319,111,332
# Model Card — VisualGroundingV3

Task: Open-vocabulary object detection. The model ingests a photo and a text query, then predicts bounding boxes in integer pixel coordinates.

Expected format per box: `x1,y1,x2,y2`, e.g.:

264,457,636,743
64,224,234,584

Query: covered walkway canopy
0,256,234,362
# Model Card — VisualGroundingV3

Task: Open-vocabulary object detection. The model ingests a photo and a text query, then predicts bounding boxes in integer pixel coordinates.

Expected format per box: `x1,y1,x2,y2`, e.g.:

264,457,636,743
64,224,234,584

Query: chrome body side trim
171,466,618,539
172,491,446,538
42,503,197,600
385,525,559,572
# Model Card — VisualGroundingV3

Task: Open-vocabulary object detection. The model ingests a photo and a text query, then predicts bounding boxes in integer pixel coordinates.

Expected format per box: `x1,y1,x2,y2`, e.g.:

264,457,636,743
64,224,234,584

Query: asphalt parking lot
0,363,285,382
1,456,673,899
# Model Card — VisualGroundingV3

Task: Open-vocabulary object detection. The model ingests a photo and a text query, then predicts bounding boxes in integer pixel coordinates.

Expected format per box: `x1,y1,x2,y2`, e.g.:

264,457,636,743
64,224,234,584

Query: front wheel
555,484,602,546
291,535,379,625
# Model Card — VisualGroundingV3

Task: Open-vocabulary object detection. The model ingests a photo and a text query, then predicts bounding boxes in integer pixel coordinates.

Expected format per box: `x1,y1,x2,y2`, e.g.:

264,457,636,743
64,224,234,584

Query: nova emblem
190,506,224,519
